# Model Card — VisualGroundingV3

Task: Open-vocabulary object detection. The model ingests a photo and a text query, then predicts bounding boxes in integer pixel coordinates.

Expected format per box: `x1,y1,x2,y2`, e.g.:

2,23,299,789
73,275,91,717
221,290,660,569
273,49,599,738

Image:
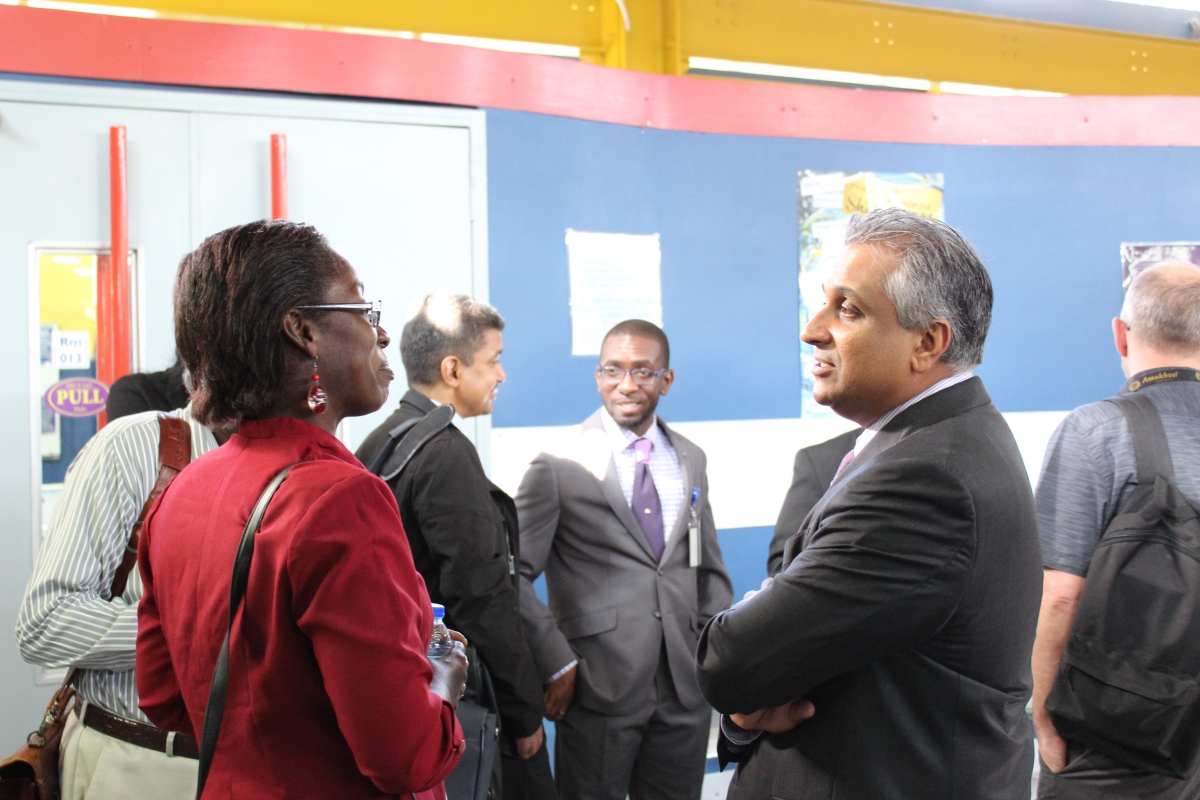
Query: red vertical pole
97,125,131,428
271,133,288,220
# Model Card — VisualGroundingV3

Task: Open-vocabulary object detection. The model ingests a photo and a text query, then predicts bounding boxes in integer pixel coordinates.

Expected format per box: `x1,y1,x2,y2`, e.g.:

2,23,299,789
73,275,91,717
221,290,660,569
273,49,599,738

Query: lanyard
1121,367,1200,394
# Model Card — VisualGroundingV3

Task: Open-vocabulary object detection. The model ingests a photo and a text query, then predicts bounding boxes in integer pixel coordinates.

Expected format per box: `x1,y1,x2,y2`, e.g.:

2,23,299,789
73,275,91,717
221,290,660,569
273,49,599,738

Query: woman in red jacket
136,221,467,799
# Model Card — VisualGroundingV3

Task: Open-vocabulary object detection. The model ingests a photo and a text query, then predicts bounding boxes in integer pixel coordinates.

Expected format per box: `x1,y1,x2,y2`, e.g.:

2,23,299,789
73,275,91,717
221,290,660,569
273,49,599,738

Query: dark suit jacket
356,390,544,739
767,428,860,577
696,378,1042,800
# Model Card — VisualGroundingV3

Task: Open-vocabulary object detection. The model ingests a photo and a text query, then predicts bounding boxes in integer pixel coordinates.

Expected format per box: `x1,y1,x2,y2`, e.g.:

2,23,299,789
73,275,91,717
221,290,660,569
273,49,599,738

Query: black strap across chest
1108,392,1176,486
196,463,298,799
366,404,456,481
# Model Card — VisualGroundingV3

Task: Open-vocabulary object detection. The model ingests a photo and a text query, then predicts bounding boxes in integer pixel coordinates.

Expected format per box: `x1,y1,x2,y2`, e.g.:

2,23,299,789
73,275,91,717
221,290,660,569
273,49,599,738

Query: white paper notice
50,330,90,370
566,230,663,356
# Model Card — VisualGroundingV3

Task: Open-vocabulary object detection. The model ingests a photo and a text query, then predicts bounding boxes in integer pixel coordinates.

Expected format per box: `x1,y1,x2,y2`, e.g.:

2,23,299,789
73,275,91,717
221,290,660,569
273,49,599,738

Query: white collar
599,406,662,455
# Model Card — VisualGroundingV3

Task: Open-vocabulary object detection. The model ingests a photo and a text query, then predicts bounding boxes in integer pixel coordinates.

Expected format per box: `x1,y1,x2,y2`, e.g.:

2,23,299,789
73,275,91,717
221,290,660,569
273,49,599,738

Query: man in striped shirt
16,405,219,800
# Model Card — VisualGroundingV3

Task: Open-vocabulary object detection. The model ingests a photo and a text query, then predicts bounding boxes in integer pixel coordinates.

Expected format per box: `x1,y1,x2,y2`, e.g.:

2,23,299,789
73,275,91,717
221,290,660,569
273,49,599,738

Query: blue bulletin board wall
486,107,1200,427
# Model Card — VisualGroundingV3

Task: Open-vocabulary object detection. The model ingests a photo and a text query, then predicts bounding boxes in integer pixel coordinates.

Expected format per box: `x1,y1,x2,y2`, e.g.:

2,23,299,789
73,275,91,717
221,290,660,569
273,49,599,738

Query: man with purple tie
516,319,733,800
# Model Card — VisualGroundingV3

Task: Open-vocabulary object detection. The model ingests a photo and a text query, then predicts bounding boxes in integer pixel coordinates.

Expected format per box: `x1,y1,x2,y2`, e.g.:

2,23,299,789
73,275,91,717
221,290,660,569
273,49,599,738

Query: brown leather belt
76,701,199,759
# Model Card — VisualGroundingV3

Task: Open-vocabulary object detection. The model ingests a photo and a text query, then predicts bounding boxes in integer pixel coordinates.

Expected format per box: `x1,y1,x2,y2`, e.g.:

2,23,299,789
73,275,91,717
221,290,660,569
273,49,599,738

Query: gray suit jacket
516,410,734,717
697,378,1042,800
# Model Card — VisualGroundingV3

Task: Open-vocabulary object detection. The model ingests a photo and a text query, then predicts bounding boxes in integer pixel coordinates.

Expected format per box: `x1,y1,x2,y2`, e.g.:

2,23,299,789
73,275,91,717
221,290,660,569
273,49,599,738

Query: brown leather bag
0,414,192,800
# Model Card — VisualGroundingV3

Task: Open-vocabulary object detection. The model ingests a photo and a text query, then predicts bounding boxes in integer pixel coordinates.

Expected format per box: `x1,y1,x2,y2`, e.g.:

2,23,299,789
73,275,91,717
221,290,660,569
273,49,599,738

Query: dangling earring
308,358,327,414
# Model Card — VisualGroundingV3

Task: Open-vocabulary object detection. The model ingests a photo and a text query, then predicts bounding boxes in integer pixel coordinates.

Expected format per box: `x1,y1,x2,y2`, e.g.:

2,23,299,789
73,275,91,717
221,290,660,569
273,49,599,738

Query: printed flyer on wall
797,171,945,418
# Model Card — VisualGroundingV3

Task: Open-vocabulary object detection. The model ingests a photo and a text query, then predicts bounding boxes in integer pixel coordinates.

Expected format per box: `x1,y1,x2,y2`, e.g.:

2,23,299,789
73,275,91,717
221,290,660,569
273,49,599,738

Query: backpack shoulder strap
1109,393,1175,485
364,417,423,476
370,405,456,482
110,413,193,600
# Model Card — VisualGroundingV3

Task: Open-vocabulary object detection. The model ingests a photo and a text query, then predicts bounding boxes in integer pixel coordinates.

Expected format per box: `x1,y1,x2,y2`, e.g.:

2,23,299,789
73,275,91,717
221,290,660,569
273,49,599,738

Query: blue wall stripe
486,108,1200,428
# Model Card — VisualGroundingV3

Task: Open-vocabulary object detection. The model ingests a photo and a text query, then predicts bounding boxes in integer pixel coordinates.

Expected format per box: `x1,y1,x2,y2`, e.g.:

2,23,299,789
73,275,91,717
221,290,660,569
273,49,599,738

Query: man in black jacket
357,293,554,800
696,208,1042,799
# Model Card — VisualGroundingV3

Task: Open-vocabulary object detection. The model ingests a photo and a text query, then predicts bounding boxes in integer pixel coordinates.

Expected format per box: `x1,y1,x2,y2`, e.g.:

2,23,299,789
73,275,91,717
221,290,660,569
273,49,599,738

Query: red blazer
137,417,464,799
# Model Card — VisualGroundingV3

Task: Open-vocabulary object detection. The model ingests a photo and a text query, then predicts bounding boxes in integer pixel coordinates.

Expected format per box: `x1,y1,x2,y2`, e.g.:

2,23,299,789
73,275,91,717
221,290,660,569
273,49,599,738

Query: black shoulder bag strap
1110,393,1176,485
196,463,299,799
367,404,456,481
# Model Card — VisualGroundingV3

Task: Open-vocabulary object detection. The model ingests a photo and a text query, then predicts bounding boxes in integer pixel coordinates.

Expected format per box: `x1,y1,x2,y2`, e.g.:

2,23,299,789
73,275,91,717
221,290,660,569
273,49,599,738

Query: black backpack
1046,392,1200,779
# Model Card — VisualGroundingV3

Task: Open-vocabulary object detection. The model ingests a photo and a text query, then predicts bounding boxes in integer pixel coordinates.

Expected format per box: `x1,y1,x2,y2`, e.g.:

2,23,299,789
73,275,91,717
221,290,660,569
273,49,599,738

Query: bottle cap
431,603,445,619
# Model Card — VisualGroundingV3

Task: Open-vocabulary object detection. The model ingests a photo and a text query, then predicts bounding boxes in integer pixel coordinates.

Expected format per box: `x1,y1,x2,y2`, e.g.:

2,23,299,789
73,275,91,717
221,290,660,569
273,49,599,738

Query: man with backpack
356,293,555,800
1032,262,1200,798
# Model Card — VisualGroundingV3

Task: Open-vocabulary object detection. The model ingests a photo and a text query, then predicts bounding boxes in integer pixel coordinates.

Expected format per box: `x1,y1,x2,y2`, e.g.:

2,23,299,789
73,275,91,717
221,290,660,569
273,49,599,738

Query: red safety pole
271,133,288,220
97,125,131,429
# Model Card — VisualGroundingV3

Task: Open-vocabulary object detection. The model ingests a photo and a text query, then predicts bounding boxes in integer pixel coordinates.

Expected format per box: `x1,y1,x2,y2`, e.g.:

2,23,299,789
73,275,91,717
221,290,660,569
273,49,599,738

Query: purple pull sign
46,378,109,418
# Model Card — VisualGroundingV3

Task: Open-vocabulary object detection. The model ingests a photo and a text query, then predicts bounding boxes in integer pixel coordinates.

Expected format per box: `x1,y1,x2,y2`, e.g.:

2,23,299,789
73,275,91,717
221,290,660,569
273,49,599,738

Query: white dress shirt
600,407,686,542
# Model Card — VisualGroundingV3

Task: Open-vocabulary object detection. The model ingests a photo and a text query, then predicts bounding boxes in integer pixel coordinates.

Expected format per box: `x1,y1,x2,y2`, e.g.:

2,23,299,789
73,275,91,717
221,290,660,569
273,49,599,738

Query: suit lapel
580,410,659,564
783,377,994,568
659,423,693,566
600,460,659,562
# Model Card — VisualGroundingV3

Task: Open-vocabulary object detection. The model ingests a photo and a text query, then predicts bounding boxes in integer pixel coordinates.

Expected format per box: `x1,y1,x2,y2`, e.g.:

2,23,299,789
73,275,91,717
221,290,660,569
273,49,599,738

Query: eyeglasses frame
596,365,669,386
296,300,382,328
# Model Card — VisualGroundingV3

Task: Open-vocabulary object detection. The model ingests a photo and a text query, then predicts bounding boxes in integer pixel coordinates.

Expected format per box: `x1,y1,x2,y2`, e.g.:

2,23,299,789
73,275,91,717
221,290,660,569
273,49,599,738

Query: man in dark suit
696,208,1042,800
356,294,555,800
766,429,859,577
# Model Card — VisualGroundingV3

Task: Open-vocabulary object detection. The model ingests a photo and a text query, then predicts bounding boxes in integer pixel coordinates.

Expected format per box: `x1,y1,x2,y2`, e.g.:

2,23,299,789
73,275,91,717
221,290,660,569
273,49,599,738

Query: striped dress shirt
16,406,217,722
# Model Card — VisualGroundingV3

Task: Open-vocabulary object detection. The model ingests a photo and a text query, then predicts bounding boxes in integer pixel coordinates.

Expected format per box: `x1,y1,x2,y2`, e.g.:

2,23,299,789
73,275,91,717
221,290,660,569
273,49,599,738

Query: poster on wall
566,229,663,356
1120,242,1200,288
797,171,945,418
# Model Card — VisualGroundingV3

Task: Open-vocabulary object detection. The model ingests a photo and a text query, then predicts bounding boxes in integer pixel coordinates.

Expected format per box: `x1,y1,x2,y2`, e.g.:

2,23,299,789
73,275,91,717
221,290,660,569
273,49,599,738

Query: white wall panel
492,410,1069,531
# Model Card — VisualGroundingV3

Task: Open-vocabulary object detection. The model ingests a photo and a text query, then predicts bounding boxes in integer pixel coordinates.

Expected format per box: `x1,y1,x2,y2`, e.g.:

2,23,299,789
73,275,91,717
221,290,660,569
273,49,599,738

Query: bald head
1121,263,1200,356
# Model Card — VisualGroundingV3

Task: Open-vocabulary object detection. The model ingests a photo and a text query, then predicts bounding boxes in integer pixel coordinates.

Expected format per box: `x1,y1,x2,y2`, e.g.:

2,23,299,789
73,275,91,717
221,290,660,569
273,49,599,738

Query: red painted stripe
1,5,1199,146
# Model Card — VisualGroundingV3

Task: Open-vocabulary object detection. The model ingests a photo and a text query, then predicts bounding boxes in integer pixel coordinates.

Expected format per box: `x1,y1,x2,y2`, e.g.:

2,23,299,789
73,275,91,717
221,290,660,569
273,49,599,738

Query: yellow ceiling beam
40,0,1200,95
83,0,607,48
682,0,1200,96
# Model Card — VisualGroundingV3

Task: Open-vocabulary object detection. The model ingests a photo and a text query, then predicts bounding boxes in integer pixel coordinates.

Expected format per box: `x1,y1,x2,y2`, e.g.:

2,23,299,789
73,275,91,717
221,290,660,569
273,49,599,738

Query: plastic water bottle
427,603,453,659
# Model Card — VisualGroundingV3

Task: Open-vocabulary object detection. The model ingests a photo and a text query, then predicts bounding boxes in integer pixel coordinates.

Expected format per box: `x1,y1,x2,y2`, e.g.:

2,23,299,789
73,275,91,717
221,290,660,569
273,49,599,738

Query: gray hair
1121,262,1200,354
845,208,993,369
400,293,505,387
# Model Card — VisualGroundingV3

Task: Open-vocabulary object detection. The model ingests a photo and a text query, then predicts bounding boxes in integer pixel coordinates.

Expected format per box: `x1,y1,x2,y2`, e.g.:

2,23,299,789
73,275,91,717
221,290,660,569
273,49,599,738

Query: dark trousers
1038,742,1200,800
554,648,710,800
501,737,558,800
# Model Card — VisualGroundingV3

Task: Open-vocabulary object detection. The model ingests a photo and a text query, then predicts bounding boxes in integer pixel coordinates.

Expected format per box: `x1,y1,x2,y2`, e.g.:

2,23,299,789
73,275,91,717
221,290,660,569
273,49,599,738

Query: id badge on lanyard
688,486,701,568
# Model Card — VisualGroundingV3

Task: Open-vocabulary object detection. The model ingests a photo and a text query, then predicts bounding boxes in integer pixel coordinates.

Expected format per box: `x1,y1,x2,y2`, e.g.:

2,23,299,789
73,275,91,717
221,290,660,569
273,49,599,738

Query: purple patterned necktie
631,438,665,560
